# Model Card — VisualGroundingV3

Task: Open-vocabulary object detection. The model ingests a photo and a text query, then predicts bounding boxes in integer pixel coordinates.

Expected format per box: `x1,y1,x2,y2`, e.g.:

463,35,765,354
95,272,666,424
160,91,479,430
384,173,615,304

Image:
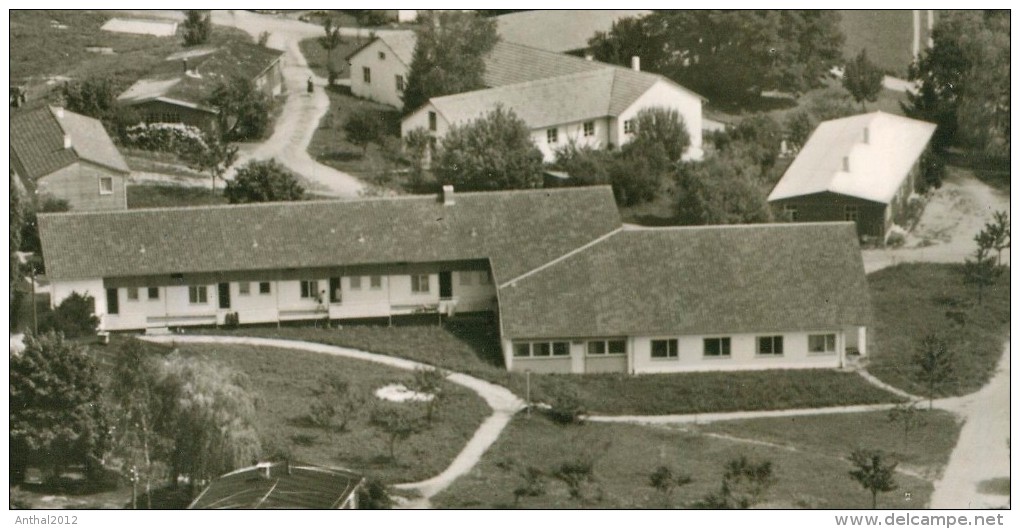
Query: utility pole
525,370,531,419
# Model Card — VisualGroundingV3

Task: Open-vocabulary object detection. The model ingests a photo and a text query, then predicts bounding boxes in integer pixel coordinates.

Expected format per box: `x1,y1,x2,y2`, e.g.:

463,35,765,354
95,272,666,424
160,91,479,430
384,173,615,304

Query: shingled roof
498,223,872,338
39,187,621,282
117,40,283,109
10,106,130,180
768,112,937,204
189,462,363,509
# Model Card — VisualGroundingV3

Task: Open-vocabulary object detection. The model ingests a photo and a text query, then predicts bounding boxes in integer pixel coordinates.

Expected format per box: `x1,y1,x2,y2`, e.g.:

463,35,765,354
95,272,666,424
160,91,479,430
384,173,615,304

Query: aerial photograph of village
7,7,1010,518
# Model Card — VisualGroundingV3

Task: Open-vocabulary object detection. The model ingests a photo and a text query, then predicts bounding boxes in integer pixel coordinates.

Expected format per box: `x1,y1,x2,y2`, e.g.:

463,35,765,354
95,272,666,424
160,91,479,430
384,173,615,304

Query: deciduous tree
308,373,363,432
208,76,271,141
343,108,385,155
402,11,499,114
848,448,898,509
370,403,425,462
39,292,100,338
318,18,343,85
183,135,238,190
182,10,212,46
914,334,953,409
434,105,543,191
224,159,305,204
678,153,773,225
408,366,446,425
694,455,776,509
842,49,884,111
61,76,115,120
628,107,691,165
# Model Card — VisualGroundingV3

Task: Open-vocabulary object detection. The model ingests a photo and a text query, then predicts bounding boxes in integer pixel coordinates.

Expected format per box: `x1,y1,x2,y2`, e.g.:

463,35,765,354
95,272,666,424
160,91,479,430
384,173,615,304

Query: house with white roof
768,111,937,241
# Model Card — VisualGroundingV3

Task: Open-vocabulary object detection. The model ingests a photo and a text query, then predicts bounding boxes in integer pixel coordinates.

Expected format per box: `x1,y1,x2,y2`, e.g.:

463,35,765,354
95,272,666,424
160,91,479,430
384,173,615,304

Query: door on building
439,271,453,299
106,288,119,314
218,283,231,309
329,277,342,303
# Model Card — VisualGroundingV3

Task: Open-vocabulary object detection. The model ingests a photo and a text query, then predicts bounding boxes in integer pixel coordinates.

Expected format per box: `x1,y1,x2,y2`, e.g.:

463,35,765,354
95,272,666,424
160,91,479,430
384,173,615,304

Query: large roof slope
768,112,936,204
39,187,621,282
189,462,362,509
494,10,652,53
10,106,129,179
499,223,872,338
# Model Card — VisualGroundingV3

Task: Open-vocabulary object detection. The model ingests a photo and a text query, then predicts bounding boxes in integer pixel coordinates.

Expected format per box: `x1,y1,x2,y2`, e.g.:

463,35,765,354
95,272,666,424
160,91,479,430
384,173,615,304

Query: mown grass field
127,184,228,209
145,342,491,484
866,263,1010,398
433,409,955,508
200,317,902,416
838,10,932,77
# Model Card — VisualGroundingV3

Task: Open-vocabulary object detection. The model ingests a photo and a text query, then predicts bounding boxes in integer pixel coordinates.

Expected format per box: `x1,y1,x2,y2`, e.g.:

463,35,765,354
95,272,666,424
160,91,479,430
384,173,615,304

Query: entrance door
439,271,453,299
218,283,231,309
329,277,342,303
106,288,119,315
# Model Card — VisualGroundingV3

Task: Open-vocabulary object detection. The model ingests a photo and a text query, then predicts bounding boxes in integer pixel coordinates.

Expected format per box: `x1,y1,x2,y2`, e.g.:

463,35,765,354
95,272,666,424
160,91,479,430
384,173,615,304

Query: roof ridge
499,227,623,288
621,221,857,232
432,69,612,104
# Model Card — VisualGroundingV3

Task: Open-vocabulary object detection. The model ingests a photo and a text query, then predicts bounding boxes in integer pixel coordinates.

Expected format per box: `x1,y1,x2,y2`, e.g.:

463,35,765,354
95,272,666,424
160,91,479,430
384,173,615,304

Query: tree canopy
209,76,271,142
678,151,773,226
904,10,1009,158
224,159,306,204
590,11,844,105
183,10,212,46
842,49,884,110
402,11,499,114
433,105,544,191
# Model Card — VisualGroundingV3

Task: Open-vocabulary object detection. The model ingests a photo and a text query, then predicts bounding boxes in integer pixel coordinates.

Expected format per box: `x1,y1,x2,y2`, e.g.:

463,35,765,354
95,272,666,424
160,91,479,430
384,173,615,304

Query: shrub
122,123,208,154
39,292,100,338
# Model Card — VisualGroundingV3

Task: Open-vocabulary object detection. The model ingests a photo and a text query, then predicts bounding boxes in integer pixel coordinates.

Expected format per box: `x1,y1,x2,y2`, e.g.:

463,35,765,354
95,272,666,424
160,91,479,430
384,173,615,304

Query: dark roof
10,106,130,180
189,462,363,509
117,40,283,109
39,187,622,281
498,223,872,338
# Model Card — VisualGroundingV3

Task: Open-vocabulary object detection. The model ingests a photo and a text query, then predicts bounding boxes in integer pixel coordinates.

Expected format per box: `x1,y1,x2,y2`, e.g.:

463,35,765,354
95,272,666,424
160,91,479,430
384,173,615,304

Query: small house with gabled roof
10,106,130,211
768,111,937,241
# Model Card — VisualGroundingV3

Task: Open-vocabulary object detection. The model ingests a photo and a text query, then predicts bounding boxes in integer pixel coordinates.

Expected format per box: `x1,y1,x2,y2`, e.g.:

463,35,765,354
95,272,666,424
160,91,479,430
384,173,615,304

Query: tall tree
10,332,111,483
343,108,385,155
60,76,115,120
370,403,425,462
677,153,773,225
39,291,100,338
588,15,667,71
432,106,544,191
208,76,271,141
318,18,343,85
914,334,953,409
984,211,1010,266
402,10,499,114
224,159,305,204
848,448,898,509
628,107,691,165
842,49,884,111
182,10,212,46
183,135,238,190
904,11,1009,158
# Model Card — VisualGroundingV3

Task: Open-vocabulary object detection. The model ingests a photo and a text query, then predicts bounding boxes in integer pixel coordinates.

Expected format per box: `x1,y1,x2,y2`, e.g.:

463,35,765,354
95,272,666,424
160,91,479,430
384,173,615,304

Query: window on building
300,280,318,299
147,287,160,300
99,177,114,195
757,335,784,356
395,75,404,92
106,288,119,315
239,282,250,295
513,341,571,358
350,276,362,290
188,285,208,304
460,272,473,286
259,282,271,295
587,339,626,356
411,274,430,293
532,342,551,357
623,120,635,134
546,128,558,144
844,205,859,222
809,333,837,353
704,337,732,357
363,67,371,84
651,339,678,359
378,51,386,60
784,205,799,222
583,121,595,137
370,276,382,289
127,287,139,301
513,343,531,357
428,111,437,131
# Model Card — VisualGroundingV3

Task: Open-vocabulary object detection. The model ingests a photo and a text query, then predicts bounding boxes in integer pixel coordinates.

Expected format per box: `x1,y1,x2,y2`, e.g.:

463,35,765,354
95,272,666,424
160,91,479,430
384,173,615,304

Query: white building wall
451,270,496,312
401,103,453,139
533,117,612,162
613,79,704,161
631,330,844,374
348,39,411,108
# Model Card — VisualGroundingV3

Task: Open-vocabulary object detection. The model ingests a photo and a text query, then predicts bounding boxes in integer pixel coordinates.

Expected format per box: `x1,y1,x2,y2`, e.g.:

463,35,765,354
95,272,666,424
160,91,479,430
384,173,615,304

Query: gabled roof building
40,186,870,374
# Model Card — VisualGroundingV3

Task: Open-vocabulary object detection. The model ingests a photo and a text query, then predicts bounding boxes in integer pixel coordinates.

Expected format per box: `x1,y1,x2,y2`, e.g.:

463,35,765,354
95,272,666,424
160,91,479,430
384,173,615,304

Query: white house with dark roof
39,186,871,375
768,111,937,241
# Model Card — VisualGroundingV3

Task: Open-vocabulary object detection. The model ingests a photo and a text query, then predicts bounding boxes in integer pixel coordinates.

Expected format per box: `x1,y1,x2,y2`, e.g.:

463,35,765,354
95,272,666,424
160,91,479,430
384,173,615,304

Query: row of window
513,334,838,360
545,122,598,144
782,205,859,222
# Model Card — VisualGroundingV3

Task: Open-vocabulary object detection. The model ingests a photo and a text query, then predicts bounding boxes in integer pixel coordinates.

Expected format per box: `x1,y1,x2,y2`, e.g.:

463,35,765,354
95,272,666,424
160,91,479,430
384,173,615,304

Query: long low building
39,186,871,374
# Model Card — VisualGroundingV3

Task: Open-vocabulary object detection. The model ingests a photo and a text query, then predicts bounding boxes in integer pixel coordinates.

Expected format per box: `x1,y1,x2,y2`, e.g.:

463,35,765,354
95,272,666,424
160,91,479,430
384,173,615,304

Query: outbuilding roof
494,10,651,53
39,187,622,282
768,112,937,204
10,106,130,180
189,462,363,509
498,223,872,338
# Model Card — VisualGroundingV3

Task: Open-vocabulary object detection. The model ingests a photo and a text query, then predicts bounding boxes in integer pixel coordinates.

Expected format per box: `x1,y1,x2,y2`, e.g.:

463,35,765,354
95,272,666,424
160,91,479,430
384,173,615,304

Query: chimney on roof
442,185,455,206
631,56,640,71
63,134,72,150
842,155,850,172
863,126,870,144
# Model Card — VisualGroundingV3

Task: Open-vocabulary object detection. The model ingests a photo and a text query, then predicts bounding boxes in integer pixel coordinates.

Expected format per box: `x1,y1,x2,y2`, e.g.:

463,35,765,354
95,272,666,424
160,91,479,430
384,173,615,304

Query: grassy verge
127,184,227,209
196,318,902,415
298,37,370,81
867,263,1010,398
139,342,490,484
433,411,949,508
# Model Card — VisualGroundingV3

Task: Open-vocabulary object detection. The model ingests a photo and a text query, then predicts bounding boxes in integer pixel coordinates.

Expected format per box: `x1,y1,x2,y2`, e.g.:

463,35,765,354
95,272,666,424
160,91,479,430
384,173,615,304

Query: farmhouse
117,41,284,134
39,186,870,374
10,106,130,211
350,32,704,160
189,461,364,509
768,111,937,241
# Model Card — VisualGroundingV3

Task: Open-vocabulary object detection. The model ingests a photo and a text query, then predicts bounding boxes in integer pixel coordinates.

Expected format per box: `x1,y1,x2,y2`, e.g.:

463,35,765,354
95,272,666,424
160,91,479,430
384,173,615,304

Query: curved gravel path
138,335,525,508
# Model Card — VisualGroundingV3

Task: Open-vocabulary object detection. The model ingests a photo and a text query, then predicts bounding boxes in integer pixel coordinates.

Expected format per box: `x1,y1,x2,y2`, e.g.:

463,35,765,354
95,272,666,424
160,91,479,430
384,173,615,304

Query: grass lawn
433,411,944,509
306,87,414,192
10,10,252,100
838,10,928,78
141,342,491,484
866,263,1010,398
298,37,371,81
198,317,902,416
127,184,227,209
